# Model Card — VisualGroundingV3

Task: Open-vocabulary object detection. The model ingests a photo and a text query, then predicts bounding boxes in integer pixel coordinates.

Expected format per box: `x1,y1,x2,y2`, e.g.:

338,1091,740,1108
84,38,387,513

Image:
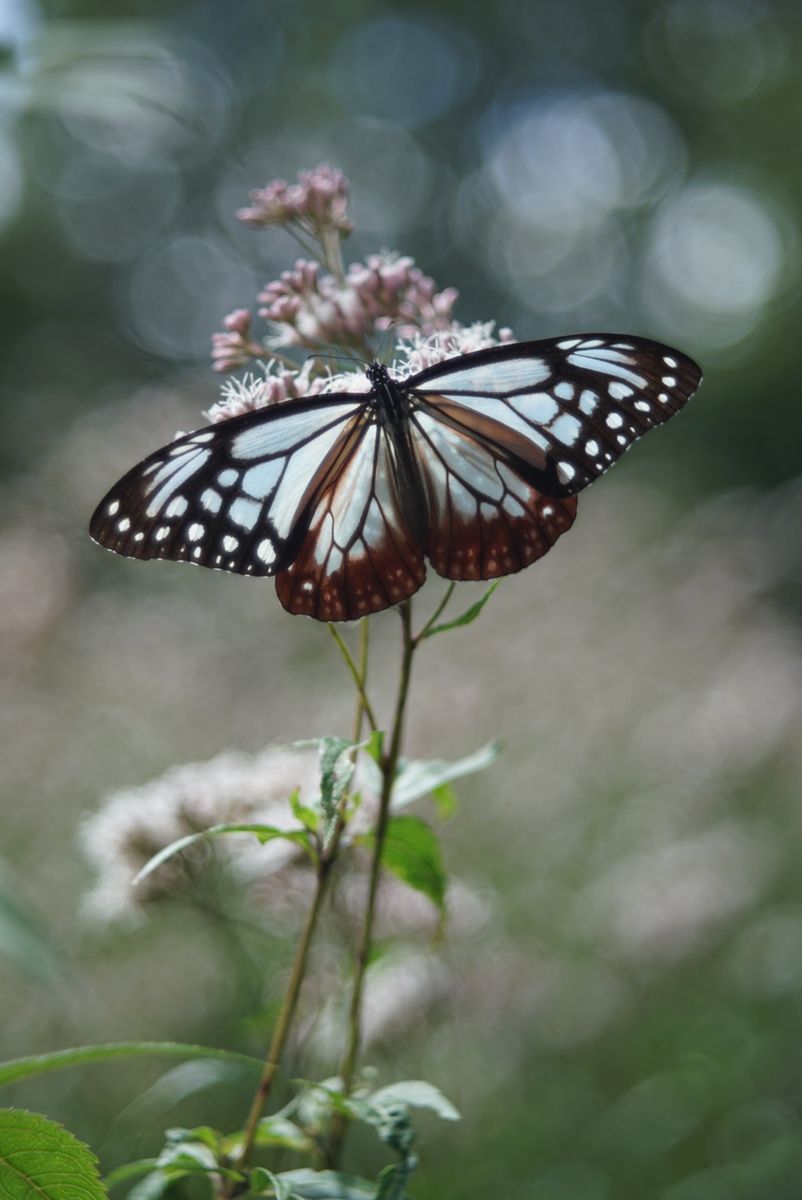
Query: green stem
227,858,333,1185
414,582,456,644
328,601,416,1165
328,622,379,734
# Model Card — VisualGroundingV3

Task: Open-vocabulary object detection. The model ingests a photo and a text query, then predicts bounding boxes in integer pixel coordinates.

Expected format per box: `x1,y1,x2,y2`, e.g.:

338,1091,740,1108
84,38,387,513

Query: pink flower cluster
205,360,330,423
236,163,352,238
394,322,516,377
257,253,459,351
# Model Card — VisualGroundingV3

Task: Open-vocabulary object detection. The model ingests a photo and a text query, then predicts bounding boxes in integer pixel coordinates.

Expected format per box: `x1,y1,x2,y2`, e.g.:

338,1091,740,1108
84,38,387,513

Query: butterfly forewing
409,334,702,495
89,396,365,575
275,418,427,620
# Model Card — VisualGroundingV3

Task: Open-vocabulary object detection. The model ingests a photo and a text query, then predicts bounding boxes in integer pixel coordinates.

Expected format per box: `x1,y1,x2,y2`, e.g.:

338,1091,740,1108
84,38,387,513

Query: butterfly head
365,361,392,389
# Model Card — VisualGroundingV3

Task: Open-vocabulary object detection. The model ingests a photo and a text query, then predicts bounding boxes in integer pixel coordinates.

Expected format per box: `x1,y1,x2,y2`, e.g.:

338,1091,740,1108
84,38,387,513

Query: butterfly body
90,335,702,621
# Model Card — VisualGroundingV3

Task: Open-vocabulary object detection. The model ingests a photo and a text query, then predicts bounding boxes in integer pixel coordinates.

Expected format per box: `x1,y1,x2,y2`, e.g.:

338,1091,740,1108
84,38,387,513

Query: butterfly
90,334,702,621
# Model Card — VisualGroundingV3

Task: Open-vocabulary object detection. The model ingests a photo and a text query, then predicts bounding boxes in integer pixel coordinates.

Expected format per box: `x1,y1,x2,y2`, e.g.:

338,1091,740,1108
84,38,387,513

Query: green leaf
431,782,457,820
250,1168,293,1199
365,729,385,765
392,741,501,809
290,789,319,833
252,1115,313,1153
133,823,312,884
0,1042,261,1087
368,1081,461,1121
127,1171,175,1200
365,816,447,912
421,579,500,637
273,1170,376,1199
375,1163,410,1200
103,1158,159,1190
317,737,355,829
0,864,65,984
110,1060,246,1133
0,1108,106,1199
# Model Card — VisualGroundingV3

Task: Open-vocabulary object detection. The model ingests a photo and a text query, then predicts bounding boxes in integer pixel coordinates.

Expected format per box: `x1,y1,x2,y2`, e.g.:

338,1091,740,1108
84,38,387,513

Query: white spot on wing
553,381,574,401
218,469,238,487
201,488,222,513
579,390,598,415
256,539,276,565
116,517,131,532
223,535,238,552
165,496,188,518
229,497,261,530
606,412,624,429
608,381,633,400
188,523,205,541
550,414,582,446
108,500,120,516
242,461,283,499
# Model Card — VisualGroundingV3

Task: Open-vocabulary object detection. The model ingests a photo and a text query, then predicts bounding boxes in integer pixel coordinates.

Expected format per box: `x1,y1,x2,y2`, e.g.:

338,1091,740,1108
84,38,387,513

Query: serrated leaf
0,1042,261,1087
0,1108,106,1199
391,742,500,809
273,1169,376,1199
133,823,312,884
364,816,446,912
422,579,500,637
368,1081,461,1121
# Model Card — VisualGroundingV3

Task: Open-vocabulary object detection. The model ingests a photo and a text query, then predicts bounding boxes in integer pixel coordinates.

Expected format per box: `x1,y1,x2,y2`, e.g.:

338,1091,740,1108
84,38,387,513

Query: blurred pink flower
210,308,265,373
236,163,352,238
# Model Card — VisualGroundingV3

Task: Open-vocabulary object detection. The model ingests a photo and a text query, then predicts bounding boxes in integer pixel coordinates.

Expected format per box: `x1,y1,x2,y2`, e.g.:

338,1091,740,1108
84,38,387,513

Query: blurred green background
2,1,802,1197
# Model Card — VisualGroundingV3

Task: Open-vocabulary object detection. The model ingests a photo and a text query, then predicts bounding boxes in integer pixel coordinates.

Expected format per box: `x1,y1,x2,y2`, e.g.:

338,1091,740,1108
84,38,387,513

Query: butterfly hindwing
409,405,577,580
89,396,365,576
275,418,427,620
409,334,702,495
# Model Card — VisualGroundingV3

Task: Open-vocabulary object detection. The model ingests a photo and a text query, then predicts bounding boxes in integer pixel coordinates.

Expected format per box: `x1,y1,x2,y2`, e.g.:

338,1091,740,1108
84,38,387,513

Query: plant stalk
328,601,416,1165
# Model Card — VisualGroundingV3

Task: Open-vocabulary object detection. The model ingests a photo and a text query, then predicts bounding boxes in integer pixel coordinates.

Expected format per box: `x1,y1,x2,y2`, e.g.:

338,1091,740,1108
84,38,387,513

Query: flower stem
328,622,379,734
227,856,333,1186
328,600,416,1165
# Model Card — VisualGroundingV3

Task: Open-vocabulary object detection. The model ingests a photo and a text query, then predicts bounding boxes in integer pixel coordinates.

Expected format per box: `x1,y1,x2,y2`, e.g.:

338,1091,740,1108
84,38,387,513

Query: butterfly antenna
309,349,365,373
376,321,399,364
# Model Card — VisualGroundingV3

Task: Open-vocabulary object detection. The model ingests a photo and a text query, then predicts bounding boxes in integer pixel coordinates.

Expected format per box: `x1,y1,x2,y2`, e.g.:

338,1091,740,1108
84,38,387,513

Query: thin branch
227,857,333,1184
414,582,456,645
327,623,379,734
327,601,416,1165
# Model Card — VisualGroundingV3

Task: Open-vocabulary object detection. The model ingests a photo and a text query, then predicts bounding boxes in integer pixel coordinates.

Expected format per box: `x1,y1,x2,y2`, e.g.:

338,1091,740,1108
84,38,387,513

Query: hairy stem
328,601,416,1165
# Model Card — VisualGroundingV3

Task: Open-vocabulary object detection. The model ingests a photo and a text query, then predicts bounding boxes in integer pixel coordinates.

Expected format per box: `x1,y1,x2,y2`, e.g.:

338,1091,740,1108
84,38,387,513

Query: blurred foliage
1,1,802,1198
